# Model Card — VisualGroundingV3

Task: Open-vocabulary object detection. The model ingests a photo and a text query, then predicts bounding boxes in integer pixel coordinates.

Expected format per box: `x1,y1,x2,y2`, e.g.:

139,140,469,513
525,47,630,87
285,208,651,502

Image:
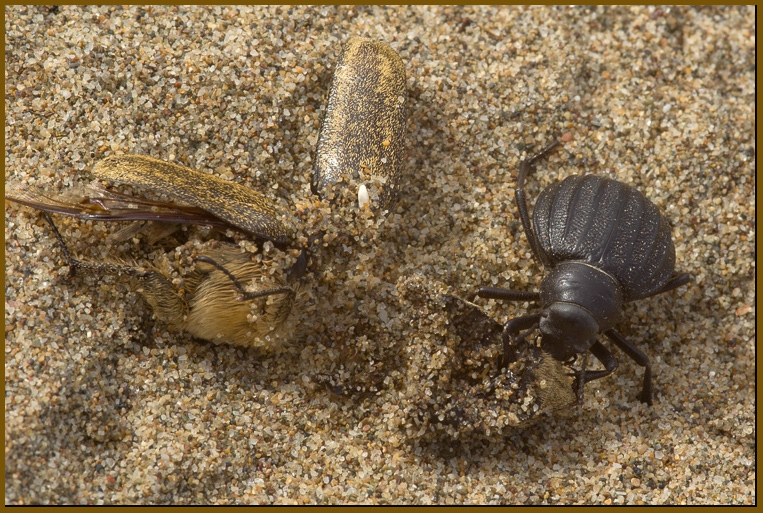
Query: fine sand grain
5,5,754,504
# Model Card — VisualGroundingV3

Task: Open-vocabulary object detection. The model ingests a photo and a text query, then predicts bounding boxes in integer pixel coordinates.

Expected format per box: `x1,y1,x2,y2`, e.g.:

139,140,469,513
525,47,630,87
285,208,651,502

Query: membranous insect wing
6,154,294,245
6,184,236,231
91,155,293,244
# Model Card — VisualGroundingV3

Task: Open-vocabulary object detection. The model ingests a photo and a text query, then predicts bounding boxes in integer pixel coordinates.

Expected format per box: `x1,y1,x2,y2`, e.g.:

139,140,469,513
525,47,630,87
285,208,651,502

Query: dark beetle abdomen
532,175,676,301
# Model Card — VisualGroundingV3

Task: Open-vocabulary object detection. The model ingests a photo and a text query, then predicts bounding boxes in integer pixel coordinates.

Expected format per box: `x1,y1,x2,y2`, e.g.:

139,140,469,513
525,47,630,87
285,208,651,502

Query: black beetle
469,140,691,405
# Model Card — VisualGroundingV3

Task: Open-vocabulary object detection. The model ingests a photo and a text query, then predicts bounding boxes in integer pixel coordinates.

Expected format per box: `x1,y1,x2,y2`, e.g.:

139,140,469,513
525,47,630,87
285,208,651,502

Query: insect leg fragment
576,341,619,404
467,287,540,303
42,212,189,325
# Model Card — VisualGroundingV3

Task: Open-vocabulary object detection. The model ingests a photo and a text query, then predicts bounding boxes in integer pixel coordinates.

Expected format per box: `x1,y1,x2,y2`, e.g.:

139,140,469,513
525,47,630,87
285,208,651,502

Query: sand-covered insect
469,141,692,405
7,156,302,349
399,274,576,439
5,37,407,350
312,37,407,214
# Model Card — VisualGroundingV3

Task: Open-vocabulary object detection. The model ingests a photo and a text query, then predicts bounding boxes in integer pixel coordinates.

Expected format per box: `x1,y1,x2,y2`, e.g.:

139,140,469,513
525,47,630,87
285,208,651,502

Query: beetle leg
585,341,619,382
574,352,589,405
639,272,693,299
194,255,295,302
467,286,540,303
515,140,561,264
604,329,653,405
501,312,541,367
572,341,619,404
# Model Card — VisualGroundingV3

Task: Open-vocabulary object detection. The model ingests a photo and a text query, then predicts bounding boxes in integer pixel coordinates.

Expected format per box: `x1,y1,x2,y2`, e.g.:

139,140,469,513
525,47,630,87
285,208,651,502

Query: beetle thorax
538,261,624,360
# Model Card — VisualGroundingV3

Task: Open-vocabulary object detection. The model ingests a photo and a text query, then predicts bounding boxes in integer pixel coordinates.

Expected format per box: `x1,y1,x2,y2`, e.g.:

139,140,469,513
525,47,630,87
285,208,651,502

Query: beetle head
539,302,599,361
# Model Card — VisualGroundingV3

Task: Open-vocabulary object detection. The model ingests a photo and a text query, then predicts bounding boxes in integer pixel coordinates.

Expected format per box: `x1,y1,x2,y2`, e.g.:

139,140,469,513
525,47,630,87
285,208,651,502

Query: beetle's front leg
500,312,542,367
572,341,619,405
467,286,540,303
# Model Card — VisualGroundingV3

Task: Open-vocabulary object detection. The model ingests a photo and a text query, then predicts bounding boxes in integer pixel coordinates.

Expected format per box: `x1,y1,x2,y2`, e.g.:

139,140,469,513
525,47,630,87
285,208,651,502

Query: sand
5,5,755,504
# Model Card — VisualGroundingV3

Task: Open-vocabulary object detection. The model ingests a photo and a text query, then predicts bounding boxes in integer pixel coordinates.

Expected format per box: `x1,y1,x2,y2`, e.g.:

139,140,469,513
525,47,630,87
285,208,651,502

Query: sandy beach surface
5,5,754,504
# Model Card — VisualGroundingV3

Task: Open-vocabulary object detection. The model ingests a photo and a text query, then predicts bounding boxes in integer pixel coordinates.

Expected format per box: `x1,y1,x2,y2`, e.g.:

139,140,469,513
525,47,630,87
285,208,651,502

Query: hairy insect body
44,225,302,349
312,38,407,213
177,246,297,348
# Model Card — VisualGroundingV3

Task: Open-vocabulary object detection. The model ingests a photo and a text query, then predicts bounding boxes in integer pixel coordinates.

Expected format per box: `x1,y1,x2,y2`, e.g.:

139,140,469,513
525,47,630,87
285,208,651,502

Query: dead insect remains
399,274,576,439
5,37,407,350
312,38,407,214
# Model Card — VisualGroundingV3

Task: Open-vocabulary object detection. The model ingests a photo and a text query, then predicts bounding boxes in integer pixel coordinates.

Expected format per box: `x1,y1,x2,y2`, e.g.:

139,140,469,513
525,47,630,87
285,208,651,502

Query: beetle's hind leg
515,139,562,262
640,272,693,299
604,329,653,405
